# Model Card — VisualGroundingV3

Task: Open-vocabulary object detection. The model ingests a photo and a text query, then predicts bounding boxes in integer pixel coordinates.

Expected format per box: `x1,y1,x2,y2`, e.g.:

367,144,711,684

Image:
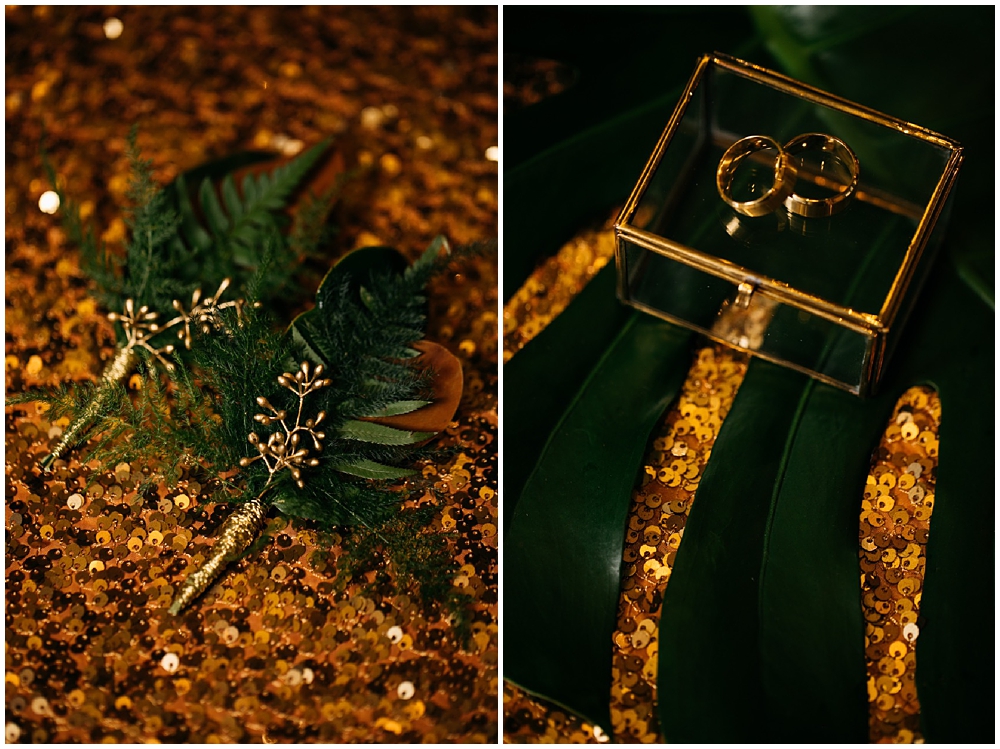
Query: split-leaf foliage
505,7,991,743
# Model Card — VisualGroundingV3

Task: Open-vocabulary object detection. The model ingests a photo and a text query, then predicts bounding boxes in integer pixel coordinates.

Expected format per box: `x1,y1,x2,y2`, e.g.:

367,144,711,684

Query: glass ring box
614,53,962,396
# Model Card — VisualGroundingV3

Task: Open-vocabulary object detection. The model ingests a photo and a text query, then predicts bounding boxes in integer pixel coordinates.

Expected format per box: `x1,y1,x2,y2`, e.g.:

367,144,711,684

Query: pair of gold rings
716,133,859,218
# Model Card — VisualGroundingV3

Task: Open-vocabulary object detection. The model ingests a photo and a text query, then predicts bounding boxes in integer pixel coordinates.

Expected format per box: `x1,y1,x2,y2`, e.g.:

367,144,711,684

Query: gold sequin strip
861,385,939,744
502,223,616,362
611,344,748,743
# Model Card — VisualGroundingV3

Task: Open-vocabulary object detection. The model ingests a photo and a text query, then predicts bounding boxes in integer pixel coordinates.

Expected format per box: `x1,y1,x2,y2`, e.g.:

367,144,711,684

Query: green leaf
504,264,628,528
332,459,417,481
241,173,257,204
221,174,243,219
289,245,415,369
655,361,812,742
359,285,376,310
198,175,230,235
338,419,431,445
505,313,693,732
172,173,213,251
363,400,432,418
318,246,409,309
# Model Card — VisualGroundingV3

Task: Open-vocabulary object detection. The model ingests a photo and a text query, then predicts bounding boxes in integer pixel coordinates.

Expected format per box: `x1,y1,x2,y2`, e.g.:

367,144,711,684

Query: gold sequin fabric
503,683,606,744
501,223,616,362
6,6,497,743
861,386,940,744
610,344,748,743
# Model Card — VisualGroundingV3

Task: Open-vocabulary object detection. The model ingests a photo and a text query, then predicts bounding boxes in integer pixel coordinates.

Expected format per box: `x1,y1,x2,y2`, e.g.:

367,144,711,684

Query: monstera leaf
505,7,992,744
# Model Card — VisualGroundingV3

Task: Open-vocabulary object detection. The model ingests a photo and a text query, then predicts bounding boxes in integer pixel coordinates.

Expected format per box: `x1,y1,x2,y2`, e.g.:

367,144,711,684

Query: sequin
860,386,940,743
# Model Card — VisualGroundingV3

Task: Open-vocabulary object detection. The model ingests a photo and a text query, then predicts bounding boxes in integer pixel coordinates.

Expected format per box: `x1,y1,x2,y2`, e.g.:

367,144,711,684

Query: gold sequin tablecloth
5,6,497,743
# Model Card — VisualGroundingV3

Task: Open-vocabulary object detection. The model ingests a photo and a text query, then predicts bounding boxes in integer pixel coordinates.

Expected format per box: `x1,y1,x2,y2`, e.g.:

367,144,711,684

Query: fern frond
197,139,331,267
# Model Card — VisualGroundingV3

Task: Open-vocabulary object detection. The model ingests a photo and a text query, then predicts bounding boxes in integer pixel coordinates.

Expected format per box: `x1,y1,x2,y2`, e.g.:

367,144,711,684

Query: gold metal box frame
614,52,963,396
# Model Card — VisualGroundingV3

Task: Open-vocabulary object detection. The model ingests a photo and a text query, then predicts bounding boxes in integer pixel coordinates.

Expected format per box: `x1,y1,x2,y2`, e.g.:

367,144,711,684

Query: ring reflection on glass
782,133,859,217
716,135,798,218
723,208,787,247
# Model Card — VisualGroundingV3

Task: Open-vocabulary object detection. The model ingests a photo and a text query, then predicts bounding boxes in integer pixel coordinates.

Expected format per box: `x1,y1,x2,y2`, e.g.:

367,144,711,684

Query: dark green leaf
198,176,230,236
505,314,693,732
656,361,812,742
338,420,431,446
221,174,243,219
364,400,432,418
332,459,417,481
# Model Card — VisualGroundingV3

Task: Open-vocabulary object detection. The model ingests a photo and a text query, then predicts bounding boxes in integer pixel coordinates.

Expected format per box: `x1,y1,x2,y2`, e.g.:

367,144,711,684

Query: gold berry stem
39,345,137,472
167,494,269,615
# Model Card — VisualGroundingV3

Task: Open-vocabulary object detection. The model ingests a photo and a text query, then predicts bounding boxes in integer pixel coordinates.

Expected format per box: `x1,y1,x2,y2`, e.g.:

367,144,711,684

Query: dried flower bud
248,433,259,445
307,459,320,467
239,457,251,467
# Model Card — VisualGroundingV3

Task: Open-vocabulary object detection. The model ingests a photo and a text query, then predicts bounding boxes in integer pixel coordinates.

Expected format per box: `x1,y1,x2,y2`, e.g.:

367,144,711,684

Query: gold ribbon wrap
40,345,137,471
168,496,268,615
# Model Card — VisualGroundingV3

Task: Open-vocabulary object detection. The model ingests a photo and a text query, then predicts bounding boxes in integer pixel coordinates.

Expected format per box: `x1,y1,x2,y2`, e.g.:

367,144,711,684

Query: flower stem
39,345,137,471
168,495,269,615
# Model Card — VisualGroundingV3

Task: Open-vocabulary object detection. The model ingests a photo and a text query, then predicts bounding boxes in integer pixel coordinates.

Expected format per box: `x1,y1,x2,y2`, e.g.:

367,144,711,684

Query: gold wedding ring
716,135,798,218
782,132,859,217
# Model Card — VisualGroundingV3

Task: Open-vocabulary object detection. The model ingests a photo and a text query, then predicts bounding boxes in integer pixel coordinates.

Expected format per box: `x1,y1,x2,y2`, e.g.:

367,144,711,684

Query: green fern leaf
221,175,243,219
198,176,230,234
195,139,330,262
240,173,257,204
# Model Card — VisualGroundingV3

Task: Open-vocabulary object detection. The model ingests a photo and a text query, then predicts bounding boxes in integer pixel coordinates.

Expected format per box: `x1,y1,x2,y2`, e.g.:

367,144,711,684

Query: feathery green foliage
74,238,472,621
80,239,459,525
44,128,333,325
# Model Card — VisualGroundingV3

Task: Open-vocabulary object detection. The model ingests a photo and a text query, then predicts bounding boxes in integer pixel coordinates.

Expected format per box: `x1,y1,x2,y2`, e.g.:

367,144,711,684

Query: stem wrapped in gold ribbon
39,346,137,471
168,495,268,615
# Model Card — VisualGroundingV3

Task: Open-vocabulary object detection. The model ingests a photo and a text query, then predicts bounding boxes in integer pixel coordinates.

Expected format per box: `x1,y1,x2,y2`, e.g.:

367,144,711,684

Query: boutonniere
25,128,342,469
